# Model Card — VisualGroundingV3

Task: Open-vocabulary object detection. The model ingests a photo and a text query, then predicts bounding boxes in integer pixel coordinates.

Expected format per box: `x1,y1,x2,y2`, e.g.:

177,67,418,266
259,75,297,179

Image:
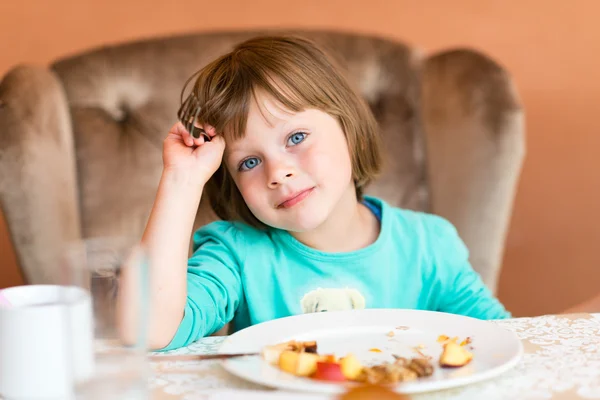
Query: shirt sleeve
426,215,511,320
161,222,244,351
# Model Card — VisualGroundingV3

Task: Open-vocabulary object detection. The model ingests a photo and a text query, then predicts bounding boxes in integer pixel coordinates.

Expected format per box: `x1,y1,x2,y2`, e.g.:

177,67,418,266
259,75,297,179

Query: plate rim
218,309,523,394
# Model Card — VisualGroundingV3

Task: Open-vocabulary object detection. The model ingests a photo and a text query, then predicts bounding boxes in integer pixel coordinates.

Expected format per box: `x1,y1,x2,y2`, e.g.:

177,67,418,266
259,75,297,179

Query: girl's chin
282,214,330,233
261,212,328,233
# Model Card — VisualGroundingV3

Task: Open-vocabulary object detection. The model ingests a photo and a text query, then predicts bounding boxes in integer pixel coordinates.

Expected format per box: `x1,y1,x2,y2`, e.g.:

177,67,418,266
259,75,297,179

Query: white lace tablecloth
149,314,600,400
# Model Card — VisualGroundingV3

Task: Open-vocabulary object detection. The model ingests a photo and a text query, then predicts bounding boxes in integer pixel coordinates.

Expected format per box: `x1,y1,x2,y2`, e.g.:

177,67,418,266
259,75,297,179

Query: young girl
132,35,510,351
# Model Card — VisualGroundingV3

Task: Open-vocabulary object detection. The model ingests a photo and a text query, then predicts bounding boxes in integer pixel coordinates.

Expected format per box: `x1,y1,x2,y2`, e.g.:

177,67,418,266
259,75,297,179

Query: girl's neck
290,187,380,253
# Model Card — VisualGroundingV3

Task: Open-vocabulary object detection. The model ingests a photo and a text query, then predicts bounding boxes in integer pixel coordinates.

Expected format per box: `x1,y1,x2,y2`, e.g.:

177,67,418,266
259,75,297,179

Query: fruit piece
278,350,320,376
369,348,382,353
437,335,449,343
319,354,338,363
387,331,395,337
460,337,472,347
340,354,363,380
295,352,320,376
313,361,346,382
279,350,300,374
263,340,319,364
439,341,473,368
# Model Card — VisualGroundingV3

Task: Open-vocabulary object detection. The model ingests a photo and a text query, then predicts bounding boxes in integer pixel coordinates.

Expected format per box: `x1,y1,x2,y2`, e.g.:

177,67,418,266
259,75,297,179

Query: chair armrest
421,49,526,293
0,65,81,284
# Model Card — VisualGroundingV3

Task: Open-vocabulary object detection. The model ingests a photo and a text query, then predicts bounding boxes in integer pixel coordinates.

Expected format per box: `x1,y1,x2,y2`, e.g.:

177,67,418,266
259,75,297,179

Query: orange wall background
1,0,599,316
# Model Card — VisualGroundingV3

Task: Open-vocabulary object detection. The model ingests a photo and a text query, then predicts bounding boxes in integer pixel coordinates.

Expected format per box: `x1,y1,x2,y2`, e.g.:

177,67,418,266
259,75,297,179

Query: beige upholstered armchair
0,30,525,294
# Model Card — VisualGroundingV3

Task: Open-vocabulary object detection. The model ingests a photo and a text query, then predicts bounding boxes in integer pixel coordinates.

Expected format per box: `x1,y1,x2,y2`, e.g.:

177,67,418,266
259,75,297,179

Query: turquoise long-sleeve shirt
163,196,510,350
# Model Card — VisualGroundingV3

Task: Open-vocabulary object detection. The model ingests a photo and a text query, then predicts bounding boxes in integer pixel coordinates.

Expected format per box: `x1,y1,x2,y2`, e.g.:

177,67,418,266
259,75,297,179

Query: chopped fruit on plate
437,335,460,344
263,336,464,384
313,361,346,382
278,350,320,376
340,354,363,380
439,341,473,368
262,340,318,365
278,351,299,374
319,354,338,363
296,352,321,376
437,334,449,343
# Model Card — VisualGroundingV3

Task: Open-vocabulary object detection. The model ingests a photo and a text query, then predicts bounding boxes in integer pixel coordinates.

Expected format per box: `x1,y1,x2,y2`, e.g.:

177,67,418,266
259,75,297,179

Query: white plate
219,309,522,394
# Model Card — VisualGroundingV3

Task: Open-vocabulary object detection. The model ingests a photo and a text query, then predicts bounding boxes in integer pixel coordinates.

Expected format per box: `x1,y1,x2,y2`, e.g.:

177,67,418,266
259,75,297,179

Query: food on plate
355,362,417,385
437,335,472,347
313,361,347,381
411,346,430,359
320,354,339,363
279,350,321,376
264,342,435,384
340,354,363,380
262,340,318,365
263,334,472,384
355,356,434,385
439,341,473,367
407,358,434,377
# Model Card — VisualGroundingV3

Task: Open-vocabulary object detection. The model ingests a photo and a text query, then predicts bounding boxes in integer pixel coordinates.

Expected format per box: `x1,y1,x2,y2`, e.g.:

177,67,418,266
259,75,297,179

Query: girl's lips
278,187,315,209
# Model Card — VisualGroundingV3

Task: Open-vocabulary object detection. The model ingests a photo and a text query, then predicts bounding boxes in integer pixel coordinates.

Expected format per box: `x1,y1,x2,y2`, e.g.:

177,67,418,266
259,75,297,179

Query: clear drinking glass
62,237,151,399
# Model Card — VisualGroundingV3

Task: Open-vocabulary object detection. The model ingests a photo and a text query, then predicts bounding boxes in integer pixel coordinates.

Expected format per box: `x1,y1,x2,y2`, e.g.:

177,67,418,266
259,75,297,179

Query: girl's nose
267,160,295,189
268,172,294,189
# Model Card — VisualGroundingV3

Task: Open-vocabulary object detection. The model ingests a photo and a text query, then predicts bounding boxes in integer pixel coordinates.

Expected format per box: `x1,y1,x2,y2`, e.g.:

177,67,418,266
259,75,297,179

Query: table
149,313,600,400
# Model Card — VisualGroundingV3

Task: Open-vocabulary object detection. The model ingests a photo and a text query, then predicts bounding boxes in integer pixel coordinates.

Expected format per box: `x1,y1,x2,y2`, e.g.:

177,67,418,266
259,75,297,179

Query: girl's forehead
250,90,296,128
225,104,291,153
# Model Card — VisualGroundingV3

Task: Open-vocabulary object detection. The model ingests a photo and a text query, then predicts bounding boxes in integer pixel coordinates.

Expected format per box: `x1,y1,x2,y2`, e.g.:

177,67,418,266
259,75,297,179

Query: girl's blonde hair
179,35,382,228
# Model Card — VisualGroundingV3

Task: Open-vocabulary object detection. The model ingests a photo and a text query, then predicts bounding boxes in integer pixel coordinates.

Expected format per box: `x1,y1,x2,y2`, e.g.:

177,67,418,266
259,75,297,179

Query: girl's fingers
192,124,217,146
192,134,206,146
185,132,196,146
169,121,218,148
204,125,217,139
171,121,195,147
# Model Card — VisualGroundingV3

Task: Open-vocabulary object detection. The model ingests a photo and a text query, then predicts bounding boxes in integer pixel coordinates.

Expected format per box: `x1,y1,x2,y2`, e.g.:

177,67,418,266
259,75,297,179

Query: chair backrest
0,30,525,292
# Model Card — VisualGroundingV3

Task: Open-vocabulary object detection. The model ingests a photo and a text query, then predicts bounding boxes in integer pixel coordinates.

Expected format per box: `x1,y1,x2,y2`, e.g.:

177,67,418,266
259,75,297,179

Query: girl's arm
117,122,226,350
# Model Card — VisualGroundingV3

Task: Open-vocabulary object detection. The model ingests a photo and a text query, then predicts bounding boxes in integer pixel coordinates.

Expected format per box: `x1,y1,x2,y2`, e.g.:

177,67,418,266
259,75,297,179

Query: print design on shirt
300,287,366,313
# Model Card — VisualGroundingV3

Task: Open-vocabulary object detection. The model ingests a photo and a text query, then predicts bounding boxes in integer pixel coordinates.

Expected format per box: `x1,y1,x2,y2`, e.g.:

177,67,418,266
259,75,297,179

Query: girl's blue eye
239,157,261,171
287,132,307,146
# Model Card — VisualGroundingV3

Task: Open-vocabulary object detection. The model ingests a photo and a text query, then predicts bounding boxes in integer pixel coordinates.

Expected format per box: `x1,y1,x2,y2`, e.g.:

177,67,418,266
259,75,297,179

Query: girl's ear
346,288,366,310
